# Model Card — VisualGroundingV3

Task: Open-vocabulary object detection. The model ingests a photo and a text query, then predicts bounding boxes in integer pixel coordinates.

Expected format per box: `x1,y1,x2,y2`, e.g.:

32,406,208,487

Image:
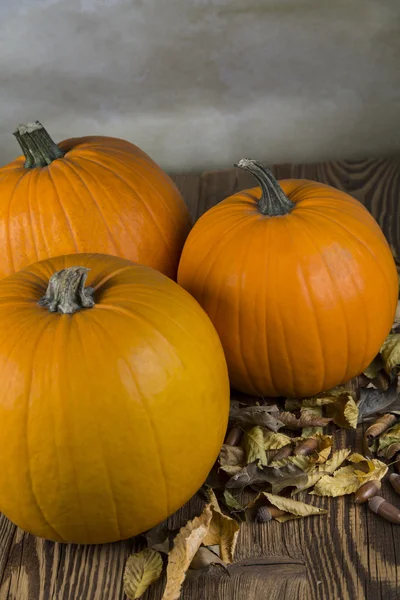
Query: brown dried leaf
244,426,268,466
189,547,227,571
203,490,240,564
262,493,327,521
144,521,170,554
229,405,284,432
277,411,332,430
325,394,358,429
302,396,338,408
363,355,385,379
226,460,309,494
264,431,292,450
219,445,245,468
380,334,400,374
378,442,400,459
162,505,213,600
124,549,163,599
222,490,244,512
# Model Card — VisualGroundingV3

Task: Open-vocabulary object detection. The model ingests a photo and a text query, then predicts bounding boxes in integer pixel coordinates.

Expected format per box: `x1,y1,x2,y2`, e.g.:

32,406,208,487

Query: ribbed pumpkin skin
0,136,191,280
178,179,398,398
0,253,229,544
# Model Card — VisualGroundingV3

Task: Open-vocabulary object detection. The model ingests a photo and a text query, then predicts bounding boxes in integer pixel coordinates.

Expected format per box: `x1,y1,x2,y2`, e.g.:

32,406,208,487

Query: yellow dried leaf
264,431,292,450
244,426,267,466
325,394,358,429
291,449,351,494
310,434,333,464
302,396,338,408
269,455,313,470
380,334,400,374
262,492,327,521
162,505,213,600
124,549,163,600
311,453,388,497
203,490,240,564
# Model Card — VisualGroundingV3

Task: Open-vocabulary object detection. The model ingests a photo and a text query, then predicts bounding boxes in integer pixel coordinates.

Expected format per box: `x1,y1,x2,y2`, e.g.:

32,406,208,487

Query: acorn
224,427,243,446
368,497,400,525
294,437,319,456
354,480,381,504
389,473,400,496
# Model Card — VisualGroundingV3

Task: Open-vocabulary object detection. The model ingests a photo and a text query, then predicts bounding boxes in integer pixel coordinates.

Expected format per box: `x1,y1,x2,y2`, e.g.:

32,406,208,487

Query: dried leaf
365,414,398,442
203,490,240,564
301,406,323,437
291,449,351,495
363,355,385,379
302,396,338,408
261,493,327,521
144,521,170,554
226,460,309,495
311,453,388,497
277,411,332,430
357,387,400,422
222,490,244,512
162,505,213,600
380,334,400,374
309,434,333,464
219,445,245,468
264,431,292,450
269,454,312,471
244,426,268,466
377,423,400,453
124,549,163,599
285,398,301,411
230,405,284,432
325,394,358,429
189,547,227,571
378,442,400,459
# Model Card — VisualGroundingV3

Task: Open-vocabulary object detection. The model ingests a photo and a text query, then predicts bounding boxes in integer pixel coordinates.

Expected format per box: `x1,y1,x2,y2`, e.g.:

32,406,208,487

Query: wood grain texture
0,157,399,600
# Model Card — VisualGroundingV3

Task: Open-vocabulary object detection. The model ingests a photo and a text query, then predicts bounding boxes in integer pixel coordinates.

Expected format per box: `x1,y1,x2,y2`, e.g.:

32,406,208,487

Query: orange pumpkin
0,121,191,280
0,253,229,544
178,159,398,398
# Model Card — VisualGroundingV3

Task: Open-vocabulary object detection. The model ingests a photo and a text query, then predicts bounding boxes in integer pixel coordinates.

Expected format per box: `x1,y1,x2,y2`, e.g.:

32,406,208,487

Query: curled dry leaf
264,431,292,450
189,547,228,572
229,404,284,432
162,505,213,600
124,549,163,600
365,413,398,442
380,334,400,374
302,396,340,408
377,423,400,453
277,411,332,430
244,426,268,466
222,490,244,512
363,355,385,380
144,521,170,554
203,489,240,564
261,492,327,522
378,442,400,459
325,394,358,429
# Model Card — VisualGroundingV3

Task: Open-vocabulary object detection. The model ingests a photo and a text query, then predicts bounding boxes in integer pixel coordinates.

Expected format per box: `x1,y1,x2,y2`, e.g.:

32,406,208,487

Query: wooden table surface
0,157,399,600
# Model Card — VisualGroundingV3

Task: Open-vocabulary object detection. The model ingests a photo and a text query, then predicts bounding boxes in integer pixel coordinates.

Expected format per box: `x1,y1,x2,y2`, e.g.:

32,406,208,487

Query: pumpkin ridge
75,154,171,253
283,218,326,394
64,157,129,251
91,265,137,293
261,218,279,396
74,316,122,541
296,212,373,375
290,214,351,383
301,207,397,305
89,314,171,519
6,169,33,272
46,165,80,252
96,146,184,228
25,320,66,542
26,169,40,262
60,158,120,255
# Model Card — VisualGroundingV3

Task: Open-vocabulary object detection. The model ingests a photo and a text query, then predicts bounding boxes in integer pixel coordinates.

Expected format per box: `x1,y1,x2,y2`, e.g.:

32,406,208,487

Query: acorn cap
368,496,386,513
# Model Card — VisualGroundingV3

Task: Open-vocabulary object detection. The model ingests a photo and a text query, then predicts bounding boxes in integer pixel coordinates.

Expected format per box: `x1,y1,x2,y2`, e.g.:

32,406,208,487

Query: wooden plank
0,157,399,600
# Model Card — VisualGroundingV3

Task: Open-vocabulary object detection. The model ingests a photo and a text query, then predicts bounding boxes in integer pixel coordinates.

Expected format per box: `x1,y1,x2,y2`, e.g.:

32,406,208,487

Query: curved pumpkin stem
235,159,294,216
38,267,95,314
13,121,65,168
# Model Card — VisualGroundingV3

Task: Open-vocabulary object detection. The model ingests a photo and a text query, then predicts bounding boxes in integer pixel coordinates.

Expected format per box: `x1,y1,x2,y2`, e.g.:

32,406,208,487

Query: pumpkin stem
38,267,95,314
13,121,65,168
235,158,294,216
